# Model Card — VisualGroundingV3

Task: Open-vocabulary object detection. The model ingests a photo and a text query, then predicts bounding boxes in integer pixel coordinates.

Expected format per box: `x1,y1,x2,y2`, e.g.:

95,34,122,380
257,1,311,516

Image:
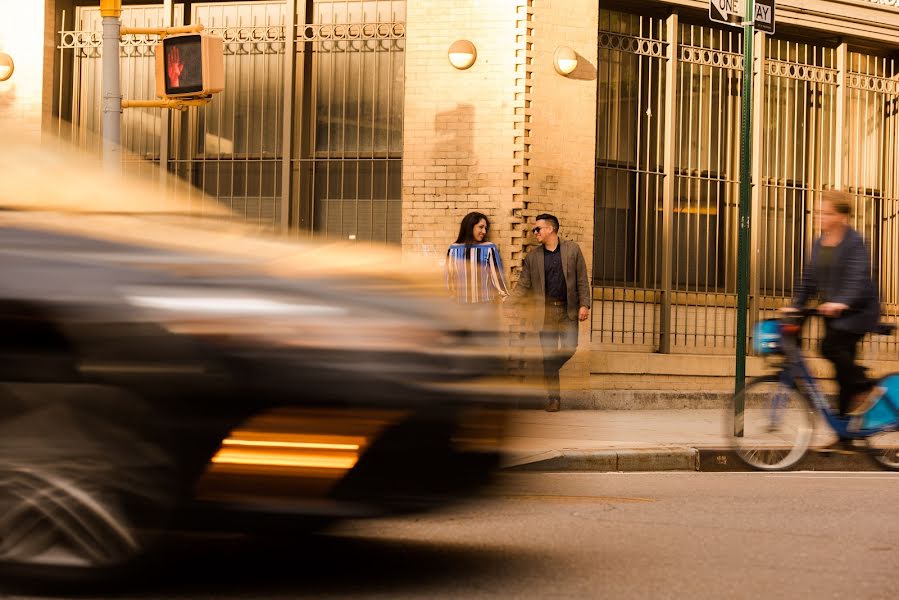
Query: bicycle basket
753,319,783,355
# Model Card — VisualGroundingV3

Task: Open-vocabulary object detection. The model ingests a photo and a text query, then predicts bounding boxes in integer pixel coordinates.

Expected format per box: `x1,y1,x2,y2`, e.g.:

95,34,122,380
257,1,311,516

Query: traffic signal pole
100,0,123,173
733,0,755,436
100,0,209,169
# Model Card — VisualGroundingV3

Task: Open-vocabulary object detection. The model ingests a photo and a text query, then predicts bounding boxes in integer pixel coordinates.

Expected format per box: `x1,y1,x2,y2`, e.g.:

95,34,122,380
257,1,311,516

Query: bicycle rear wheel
866,431,899,471
728,376,815,471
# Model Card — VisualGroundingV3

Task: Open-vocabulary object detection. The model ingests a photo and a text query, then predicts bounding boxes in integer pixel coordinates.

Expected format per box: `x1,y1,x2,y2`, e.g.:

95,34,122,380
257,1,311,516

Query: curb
698,447,880,472
504,446,883,472
504,447,699,472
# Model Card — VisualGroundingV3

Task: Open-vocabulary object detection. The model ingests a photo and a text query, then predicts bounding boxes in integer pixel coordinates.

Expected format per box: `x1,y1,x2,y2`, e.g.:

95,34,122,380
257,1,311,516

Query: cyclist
782,190,881,418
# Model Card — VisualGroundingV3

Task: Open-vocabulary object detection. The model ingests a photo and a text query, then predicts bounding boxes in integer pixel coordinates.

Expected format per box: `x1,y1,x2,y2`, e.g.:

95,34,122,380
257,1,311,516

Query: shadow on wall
435,103,475,156
564,51,596,82
406,104,479,261
434,103,482,216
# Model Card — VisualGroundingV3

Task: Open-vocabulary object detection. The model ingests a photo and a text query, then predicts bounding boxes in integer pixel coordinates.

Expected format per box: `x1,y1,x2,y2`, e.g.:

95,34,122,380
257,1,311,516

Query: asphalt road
9,472,899,599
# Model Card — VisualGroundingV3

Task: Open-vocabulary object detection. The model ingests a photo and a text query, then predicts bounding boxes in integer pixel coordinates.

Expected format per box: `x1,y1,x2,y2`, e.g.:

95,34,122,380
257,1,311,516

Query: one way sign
709,0,743,26
709,0,775,34
754,0,775,34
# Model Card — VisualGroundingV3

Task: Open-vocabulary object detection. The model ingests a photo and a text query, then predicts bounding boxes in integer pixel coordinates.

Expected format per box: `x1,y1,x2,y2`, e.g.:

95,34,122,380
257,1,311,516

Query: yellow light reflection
210,433,364,470
211,449,358,470
222,439,360,451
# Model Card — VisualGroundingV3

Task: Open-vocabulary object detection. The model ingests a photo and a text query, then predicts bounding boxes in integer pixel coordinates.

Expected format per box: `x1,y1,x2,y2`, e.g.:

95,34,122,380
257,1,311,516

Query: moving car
0,142,532,579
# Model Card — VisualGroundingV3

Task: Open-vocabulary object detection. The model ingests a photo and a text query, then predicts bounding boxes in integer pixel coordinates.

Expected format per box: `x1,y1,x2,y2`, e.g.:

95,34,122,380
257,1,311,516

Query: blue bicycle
729,309,899,471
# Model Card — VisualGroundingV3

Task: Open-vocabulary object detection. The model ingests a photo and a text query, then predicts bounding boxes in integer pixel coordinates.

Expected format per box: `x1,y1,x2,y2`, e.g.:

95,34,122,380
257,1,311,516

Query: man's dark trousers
540,303,579,401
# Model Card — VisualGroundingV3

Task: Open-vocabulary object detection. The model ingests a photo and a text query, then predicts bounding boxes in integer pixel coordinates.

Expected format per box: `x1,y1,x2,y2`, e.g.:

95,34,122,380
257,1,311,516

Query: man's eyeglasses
532,226,550,234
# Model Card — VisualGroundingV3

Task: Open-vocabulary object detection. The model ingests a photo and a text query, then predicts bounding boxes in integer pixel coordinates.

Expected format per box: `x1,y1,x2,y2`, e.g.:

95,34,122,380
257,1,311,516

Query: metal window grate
670,23,743,349
303,0,405,244
846,52,899,358
56,0,405,242
595,10,667,348
596,8,897,355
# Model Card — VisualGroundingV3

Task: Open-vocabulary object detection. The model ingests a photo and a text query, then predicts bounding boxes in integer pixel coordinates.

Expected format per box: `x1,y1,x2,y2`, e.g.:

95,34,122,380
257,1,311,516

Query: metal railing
595,11,668,349
56,0,405,241
846,51,899,357
596,8,899,357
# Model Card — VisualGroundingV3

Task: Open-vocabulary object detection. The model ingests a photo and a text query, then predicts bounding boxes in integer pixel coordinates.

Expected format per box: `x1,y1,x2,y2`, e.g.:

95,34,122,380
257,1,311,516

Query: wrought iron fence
595,11,667,350
55,0,404,240
756,39,839,352
596,8,899,357
846,51,899,357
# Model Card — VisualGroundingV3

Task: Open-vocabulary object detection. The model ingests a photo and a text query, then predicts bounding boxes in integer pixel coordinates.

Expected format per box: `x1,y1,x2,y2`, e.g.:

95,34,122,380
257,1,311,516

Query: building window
306,0,405,243
595,9,665,289
58,0,405,241
673,21,743,293
759,39,837,299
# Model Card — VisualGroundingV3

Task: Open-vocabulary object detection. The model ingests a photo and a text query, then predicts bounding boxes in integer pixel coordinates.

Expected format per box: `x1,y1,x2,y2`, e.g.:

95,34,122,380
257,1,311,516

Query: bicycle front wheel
728,376,815,471
866,430,899,471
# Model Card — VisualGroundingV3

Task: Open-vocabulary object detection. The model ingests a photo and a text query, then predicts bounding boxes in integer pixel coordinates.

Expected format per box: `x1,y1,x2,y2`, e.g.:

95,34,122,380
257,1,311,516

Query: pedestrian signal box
155,33,224,98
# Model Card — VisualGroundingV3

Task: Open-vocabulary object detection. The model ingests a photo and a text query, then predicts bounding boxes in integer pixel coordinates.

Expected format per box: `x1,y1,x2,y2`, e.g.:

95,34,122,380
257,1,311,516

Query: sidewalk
502,409,879,472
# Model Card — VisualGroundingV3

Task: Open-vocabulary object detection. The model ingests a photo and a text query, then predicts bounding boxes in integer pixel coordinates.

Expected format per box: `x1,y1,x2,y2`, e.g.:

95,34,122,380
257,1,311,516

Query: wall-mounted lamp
0,53,14,82
553,46,578,76
448,40,477,70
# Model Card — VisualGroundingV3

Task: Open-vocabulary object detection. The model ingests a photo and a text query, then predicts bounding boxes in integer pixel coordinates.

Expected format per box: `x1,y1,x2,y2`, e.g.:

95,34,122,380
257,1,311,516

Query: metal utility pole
100,0,123,173
733,0,755,435
710,0,774,434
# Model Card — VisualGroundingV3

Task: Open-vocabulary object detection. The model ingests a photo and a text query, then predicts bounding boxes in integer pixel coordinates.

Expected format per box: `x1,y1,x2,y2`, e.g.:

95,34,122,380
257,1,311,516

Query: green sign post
733,0,754,436
710,0,775,434
734,0,777,433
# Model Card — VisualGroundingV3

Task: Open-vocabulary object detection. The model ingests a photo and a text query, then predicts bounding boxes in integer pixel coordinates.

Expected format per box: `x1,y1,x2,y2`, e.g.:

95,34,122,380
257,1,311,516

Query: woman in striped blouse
445,212,510,304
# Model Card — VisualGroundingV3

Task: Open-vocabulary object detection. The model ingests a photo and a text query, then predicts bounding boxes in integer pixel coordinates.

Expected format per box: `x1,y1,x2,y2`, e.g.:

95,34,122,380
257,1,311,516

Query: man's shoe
545,398,560,412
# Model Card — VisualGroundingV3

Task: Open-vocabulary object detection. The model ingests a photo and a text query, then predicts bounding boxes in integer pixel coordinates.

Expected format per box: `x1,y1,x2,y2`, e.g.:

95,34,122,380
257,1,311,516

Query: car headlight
124,290,346,318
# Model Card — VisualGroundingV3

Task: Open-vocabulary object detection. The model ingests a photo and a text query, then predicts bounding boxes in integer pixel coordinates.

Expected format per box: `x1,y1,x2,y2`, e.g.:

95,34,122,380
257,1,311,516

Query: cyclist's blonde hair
822,189,852,216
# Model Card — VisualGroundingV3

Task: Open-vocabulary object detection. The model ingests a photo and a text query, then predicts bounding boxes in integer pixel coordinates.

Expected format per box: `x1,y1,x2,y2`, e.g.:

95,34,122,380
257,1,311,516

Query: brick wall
403,0,599,405
0,0,46,145
402,0,525,268
402,0,597,264
523,0,598,401
526,0,597,265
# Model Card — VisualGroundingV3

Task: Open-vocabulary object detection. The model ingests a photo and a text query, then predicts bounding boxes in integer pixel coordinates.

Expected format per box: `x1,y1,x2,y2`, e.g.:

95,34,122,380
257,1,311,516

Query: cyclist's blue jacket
792,227,880,335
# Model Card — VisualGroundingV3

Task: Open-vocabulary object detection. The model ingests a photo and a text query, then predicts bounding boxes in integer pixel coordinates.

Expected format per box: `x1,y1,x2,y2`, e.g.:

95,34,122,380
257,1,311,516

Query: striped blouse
445,242,510,304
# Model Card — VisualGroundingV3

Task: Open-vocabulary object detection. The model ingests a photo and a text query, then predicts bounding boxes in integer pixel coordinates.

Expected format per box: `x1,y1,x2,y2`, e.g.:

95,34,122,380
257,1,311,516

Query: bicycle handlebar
776,307,895,336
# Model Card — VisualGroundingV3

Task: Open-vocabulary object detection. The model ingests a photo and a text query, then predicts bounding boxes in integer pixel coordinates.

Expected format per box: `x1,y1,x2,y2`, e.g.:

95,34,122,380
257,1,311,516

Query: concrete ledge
617,448,700,471
698,448,880,472
505,446,883,472
505,446,698,472
591,390,733,410
502,449,563,469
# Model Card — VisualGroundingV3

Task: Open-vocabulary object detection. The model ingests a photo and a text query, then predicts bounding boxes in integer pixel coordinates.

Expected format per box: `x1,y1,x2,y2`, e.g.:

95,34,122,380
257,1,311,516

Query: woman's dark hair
455,211,490,245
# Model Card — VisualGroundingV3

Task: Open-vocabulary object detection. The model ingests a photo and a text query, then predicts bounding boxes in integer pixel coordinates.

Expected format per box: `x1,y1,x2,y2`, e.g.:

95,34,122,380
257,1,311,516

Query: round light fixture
553,46,578,76
0,53,14,82
448,40,477,70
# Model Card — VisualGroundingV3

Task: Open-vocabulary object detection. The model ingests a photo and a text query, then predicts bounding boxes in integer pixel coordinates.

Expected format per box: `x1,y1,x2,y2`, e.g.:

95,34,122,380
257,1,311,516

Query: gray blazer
511,239,592,330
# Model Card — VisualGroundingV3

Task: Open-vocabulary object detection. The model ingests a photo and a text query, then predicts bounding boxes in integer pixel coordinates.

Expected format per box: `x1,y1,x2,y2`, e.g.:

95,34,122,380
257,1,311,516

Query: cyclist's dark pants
820,324,872,415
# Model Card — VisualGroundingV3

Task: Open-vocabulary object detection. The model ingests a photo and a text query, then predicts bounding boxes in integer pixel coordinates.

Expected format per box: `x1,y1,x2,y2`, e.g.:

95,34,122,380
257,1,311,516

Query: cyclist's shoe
821,438,857,453
847,386,886,416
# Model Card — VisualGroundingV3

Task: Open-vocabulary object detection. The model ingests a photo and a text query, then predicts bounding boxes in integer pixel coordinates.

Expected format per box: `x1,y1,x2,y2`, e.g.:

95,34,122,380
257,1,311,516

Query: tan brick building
0,0,50,145
8,0,899,407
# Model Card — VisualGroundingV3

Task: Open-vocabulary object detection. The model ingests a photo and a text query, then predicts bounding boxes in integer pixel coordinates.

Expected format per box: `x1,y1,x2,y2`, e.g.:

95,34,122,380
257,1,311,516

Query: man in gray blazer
510,213,591,412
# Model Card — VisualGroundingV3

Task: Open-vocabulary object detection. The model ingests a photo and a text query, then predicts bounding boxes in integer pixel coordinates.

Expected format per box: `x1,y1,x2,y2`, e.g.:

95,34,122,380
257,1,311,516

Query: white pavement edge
502,447,700,472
